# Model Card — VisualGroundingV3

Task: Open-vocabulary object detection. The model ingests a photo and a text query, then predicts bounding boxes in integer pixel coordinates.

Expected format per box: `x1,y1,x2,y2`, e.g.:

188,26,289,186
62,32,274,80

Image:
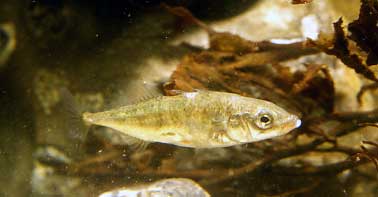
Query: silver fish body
83,91,301,148
99,178,209,197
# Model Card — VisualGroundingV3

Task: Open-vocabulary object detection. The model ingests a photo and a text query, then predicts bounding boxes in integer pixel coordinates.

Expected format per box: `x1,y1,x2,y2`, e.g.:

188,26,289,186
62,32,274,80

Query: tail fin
56,88,89,159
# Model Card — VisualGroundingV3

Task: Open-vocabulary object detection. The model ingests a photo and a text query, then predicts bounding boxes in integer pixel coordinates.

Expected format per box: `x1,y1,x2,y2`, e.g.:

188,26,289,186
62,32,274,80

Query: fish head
226,100,301,143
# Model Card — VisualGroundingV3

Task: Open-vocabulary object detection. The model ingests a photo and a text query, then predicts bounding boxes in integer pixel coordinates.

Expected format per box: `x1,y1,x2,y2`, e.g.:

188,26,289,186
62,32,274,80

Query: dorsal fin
139,81,164,101
124,79,165,105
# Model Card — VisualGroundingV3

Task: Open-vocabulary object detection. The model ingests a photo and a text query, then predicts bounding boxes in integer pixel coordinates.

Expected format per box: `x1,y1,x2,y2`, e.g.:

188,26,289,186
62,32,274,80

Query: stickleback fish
83,91,301,148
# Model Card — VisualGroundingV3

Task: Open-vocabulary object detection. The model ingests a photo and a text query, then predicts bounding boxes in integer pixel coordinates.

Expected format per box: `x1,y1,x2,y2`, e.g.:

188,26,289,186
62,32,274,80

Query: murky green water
1,0,377,196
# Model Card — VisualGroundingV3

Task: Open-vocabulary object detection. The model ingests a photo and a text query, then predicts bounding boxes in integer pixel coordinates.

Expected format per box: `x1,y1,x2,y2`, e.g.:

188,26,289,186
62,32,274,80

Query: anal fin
101,128,150,152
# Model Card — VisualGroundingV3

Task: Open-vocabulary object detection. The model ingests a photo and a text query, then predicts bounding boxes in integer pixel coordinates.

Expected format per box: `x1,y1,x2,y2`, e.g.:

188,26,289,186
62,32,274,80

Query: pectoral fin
210,118,229,143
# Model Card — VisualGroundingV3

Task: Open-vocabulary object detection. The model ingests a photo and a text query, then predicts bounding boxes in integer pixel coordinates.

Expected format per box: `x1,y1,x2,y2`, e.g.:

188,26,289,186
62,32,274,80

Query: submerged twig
357,140,378,171
258,180,320,197
291,0,313,4
271,157,368,176
328,108,378,123
161,3,214,34
291,64,327,94
357,83,378,104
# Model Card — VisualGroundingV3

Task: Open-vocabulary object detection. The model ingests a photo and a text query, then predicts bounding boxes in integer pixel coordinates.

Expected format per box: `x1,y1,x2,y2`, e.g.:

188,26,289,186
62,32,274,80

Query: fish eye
255,113,273,129
260,115,270,123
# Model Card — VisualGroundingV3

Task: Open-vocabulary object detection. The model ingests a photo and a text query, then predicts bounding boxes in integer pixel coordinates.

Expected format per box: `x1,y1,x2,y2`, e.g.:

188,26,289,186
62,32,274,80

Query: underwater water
1,0,378,196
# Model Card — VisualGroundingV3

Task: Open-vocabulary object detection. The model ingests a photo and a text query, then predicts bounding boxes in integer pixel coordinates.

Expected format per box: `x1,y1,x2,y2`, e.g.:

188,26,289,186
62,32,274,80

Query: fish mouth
286,115,301,130
295,119,302,128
